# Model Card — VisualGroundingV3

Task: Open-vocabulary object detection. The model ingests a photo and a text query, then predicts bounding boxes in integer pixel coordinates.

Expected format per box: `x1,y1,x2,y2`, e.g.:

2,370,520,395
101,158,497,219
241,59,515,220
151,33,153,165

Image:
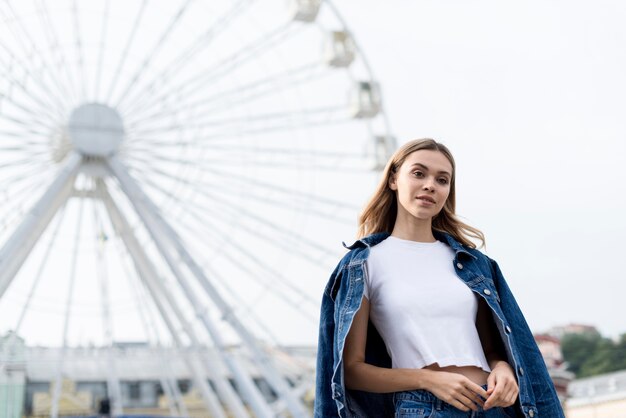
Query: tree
561,331,626,378
561,331,601,376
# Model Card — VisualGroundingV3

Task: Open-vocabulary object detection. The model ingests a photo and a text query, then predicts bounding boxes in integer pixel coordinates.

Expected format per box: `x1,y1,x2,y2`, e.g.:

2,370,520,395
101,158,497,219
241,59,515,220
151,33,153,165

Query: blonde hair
357,138,485,249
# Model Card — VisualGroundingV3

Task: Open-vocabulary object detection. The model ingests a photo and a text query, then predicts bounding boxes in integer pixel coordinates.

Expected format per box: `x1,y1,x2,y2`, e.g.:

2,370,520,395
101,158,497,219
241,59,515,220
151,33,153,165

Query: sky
1,0,625,349
333,0,626,339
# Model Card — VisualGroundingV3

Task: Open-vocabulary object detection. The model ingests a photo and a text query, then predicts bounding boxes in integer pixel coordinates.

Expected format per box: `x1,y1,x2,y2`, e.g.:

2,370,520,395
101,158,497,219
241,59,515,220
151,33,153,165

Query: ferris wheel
0,0,394,417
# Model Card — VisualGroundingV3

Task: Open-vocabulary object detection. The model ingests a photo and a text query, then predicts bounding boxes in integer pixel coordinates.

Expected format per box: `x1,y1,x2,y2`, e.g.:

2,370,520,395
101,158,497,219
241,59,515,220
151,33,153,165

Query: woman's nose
423,179,435,191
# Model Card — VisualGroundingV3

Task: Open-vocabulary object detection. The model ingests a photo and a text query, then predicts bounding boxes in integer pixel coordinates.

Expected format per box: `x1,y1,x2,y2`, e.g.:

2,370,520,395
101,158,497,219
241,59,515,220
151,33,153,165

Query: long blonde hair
357,138,485,249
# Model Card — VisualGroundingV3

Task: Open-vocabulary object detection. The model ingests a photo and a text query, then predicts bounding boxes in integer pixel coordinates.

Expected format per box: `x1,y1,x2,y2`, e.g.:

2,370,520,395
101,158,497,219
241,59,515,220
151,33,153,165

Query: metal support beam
107,156,310,418
94,216,124,416
99,181,236,418
0,152,82,298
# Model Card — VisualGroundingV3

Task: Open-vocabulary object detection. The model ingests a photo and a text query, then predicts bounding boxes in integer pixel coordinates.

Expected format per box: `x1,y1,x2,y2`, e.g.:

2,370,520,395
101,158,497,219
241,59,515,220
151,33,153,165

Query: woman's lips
417,197,435,206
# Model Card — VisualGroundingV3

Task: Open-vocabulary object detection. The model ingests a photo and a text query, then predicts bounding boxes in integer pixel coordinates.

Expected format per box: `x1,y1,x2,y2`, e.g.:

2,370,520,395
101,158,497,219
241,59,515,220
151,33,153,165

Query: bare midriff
424,363,489,386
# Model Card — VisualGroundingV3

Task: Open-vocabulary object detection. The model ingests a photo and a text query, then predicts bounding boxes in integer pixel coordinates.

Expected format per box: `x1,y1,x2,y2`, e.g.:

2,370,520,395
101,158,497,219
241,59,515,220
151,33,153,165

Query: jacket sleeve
314,263,343,418
488,257,565,418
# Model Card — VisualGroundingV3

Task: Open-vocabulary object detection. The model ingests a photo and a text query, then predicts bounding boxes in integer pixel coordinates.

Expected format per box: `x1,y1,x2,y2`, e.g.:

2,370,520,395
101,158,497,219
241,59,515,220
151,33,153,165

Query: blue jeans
394,384,517,417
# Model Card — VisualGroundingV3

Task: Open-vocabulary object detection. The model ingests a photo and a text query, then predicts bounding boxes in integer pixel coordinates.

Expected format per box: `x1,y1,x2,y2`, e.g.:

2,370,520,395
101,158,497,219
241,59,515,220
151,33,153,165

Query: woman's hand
424,370,488,412
483,361,519,410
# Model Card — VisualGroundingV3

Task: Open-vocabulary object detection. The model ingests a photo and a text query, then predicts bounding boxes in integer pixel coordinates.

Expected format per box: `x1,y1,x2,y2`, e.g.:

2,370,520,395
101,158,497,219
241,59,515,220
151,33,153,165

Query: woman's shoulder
337,232,390,263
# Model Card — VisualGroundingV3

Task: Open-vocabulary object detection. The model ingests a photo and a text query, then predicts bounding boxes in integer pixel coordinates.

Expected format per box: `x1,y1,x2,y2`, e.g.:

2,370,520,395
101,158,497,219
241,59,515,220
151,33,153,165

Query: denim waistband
394,383,489,410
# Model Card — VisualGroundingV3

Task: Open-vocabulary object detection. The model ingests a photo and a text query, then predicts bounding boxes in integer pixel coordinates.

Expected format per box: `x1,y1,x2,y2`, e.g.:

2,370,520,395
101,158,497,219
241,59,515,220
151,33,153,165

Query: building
0,335,315,417
534,333,575,402
0,332,26,418
547,324,600,339
565,369,626,418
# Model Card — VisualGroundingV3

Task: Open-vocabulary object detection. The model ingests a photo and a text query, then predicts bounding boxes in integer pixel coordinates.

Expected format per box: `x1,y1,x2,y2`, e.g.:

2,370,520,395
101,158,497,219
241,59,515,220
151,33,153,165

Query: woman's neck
390,216,436,243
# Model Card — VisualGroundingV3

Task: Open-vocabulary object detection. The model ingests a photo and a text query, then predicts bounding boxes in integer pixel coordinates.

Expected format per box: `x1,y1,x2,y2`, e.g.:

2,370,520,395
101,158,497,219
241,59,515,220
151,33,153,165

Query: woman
314,139,564,417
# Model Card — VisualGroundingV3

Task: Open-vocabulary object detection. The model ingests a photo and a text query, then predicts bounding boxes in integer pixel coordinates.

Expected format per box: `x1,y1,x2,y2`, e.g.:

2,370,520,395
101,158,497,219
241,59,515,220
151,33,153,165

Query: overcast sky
1,0,624,348
334,0,626,339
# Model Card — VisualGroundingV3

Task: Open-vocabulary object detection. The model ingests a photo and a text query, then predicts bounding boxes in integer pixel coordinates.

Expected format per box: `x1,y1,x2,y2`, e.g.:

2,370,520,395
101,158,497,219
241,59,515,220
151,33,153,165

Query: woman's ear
388,174,397,191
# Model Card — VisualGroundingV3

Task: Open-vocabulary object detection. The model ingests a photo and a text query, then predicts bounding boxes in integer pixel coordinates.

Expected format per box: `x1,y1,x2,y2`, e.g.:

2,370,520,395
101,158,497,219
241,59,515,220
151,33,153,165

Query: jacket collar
342,232,389,249
433,229,478,260
343,230,477,260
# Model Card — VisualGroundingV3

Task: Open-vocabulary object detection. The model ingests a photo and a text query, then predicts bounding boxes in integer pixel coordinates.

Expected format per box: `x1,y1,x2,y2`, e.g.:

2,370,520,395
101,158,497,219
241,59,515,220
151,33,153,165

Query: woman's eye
438,178,449,184
412,171,424,177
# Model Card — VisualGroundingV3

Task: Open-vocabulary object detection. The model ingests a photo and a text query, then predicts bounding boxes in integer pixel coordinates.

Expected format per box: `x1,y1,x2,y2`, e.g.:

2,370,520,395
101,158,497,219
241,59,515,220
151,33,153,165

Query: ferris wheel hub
68,103,124,158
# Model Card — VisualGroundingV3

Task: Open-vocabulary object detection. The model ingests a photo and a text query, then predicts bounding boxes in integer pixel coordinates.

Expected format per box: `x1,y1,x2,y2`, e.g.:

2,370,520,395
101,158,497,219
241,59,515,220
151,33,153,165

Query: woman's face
389,149,453,222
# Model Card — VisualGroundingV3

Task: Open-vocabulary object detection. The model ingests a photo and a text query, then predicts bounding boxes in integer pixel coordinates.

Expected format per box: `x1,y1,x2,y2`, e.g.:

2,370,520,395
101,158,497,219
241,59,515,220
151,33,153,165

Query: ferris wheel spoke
125,61,324,127
0,92,61,128
71,0,88,101
119,0,256,115
0,137,50,150
93,0,111,101
0,92,61,127
0,163,50,200
92,190,125,416
0,161,57,191
126,153,358,212
104,0,149,103
50,195,85,418
0,179,52,239
173,213,319,320
0,62,65,122
121,21,297,118
131,165,337,266
0,84,59,121
33,0,79,104
125,158,359,229
152,186,321,309
170,67,333,120
0,110,57,135
202,263,283,346
131,142,364,160
98,179,192,343
129,105,346,136
123,160,351,234
0,4,73,108
0,45,70,114
64,197,84,309
110,232,161,345
188,187,338,262
110,227,189,416
130,115,354,147
124,154,357,223
113,0,197,108
130,171,320,314
0,153,52,170
130,146,370,174
93,193,114,346
0,176,49,209
126,116,355,153
202,263,310,350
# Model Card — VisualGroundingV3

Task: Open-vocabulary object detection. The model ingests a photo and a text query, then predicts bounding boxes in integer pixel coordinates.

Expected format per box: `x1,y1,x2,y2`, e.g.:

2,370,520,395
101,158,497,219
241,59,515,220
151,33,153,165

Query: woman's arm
343,296,433,393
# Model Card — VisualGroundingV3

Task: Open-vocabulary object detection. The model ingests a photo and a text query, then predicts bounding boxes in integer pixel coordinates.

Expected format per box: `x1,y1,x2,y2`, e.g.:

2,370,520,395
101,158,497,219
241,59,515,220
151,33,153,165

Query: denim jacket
314,231,564,418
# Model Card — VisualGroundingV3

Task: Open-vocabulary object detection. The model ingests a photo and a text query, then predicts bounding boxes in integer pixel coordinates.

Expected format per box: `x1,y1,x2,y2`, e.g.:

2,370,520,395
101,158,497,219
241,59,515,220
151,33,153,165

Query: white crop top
363,236,491,372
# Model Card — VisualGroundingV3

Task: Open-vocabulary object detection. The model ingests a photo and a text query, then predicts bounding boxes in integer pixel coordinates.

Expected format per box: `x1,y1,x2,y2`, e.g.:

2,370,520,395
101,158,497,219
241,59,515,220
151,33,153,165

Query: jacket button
483,289,491,295
519,366,524,375
456,262,463,269
505,325,512,333
529,409,535,417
